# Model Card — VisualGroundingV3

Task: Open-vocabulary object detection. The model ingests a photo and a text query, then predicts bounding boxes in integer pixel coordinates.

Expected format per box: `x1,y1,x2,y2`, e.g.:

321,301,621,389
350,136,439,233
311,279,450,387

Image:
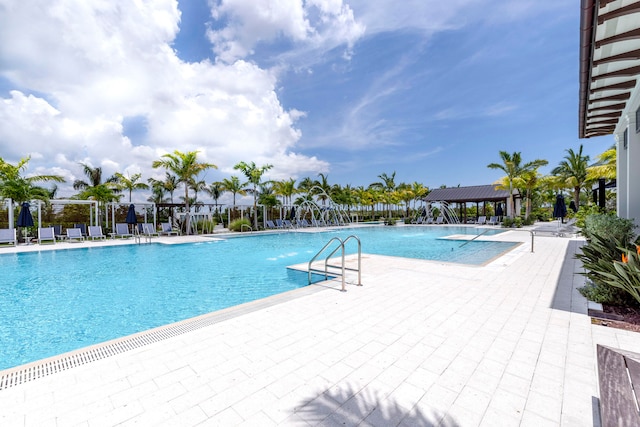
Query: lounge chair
283,219,293,228
66,227,85,242
38,227,56,244
159,222,179,236
265,220,277,229
476,216,487,225
425,217,434,224
53,224,65,241
111,223,133,239
435,216,444,224
88,226,107,240
141,223,159,237
488,216,499,225
0,228,17,246
73,223,87,236
299,219,310,227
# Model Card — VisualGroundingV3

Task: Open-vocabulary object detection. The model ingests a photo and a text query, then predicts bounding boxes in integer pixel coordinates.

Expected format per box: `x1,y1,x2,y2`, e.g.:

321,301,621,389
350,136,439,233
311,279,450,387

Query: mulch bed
590,304,640,333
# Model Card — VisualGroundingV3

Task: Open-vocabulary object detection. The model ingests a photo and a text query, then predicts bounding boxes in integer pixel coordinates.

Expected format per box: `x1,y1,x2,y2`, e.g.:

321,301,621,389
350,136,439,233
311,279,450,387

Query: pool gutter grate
0,282,326,391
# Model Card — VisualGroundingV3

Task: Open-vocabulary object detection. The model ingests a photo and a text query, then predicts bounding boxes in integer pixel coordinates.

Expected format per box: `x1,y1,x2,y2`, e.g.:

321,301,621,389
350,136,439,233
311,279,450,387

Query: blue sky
0,0,612,203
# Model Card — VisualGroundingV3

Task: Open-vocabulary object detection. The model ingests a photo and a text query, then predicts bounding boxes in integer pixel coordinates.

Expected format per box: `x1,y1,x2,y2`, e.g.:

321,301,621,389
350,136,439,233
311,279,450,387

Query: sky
0,0,613,205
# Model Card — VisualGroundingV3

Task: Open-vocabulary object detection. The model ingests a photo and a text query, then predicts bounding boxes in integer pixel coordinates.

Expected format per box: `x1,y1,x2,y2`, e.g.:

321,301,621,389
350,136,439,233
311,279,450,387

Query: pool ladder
308,235,362,292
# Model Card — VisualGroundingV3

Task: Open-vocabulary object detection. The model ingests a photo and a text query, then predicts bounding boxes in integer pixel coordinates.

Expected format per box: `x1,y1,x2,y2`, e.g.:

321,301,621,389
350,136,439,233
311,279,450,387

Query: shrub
600,248,640,306
502,217,513,228
384,218,397,226
582,213,636,242
576,233,640,307
513,217,523,228
229,218,251,232
574,205,602,230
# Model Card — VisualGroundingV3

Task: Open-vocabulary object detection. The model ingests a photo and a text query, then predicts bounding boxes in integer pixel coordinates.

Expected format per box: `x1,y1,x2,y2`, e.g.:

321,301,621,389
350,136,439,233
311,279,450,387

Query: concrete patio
0,229,638,426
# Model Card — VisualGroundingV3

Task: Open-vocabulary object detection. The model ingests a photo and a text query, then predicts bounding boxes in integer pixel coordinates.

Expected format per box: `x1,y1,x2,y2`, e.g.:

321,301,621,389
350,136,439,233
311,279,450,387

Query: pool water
0,226,514,370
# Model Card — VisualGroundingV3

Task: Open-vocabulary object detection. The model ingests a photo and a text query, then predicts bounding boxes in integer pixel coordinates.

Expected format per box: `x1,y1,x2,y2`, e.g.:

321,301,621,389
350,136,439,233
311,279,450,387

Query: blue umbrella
125,204,137,225
496,204,503,217
289,206,296,220
17,202,34,227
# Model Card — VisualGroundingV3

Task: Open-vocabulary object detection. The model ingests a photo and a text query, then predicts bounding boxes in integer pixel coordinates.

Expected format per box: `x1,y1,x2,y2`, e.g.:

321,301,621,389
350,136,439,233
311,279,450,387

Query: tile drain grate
0,311,234,390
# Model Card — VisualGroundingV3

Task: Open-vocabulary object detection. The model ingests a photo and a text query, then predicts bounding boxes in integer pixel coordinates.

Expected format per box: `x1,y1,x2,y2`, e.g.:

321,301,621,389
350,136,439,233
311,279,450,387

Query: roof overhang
579,0,640,138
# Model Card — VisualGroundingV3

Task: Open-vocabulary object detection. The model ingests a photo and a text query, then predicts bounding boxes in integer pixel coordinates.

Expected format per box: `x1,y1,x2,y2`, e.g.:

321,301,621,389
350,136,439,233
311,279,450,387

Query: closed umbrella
496,204,503,217
17,202,34,244
125,204,137,233
569,200,577,213
289,206,296,221
553,194,567,223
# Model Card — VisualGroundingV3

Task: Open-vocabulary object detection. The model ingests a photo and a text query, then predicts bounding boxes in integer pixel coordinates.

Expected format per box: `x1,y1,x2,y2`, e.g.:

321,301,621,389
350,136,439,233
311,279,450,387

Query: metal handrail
308,235,362,292
458,228,492,248
240,224,253,233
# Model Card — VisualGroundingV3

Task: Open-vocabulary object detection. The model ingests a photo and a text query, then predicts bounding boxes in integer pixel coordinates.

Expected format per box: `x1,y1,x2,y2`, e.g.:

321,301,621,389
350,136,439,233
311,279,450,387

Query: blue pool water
0,226,514,370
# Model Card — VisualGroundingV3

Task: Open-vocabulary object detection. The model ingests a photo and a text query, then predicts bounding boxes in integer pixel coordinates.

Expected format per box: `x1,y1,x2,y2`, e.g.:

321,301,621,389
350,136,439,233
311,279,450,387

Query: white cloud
207,0,365,63
0,0,329,199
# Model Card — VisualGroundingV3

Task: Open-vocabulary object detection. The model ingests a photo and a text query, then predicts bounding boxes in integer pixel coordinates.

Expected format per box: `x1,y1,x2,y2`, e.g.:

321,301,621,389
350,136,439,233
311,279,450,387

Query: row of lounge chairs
264,218,345,229
0,222,180,247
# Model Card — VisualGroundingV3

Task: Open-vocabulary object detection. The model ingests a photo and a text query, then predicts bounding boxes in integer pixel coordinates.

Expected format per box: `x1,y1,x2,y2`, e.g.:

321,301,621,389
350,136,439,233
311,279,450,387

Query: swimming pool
0,226,515,371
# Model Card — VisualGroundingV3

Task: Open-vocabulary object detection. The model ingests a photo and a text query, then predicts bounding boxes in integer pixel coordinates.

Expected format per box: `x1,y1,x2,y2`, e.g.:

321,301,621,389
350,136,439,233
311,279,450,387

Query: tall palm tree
234,161,273,229
487,151,548,217
114,173,149,203
220,176,246,208
297,177,314,194
312,173,332,205
273,178,297,206
206,182,224,207
551,145,590,210
411,182,429,211
152,150,216,235
512,170,544,220
369,172,397,218
73,162,121,216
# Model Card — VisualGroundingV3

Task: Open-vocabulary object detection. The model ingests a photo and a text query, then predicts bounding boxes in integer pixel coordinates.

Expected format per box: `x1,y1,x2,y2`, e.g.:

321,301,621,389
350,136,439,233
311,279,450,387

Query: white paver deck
0,228,639,426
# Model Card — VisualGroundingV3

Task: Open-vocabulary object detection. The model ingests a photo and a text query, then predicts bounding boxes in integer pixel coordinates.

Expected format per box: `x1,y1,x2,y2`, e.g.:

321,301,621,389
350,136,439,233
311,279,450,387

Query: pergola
579,0,640,228
424,184,519,222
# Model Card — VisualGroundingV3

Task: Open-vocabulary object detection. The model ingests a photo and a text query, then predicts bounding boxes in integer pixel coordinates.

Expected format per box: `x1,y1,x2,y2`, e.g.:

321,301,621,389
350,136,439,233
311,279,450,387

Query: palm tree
411,182,429,211
152,150,216,235
312,173,332,205
487,151,548,217
512,170,544,220
0,156,65,203
587,144,616,181
370,172,397,217
114,173,149,203
234,161,273,229
297,177,314,194
551,145,590,210
72,162,121,218
273,178,297,206
221,176,246,208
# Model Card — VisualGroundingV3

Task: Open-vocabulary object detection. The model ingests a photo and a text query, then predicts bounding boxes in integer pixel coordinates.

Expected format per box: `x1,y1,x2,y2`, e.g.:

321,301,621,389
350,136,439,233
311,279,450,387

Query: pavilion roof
424,184,515,203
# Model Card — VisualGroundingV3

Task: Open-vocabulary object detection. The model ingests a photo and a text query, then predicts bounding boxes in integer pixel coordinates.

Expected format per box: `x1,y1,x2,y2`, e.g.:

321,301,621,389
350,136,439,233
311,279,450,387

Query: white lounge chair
111,223,133,239
66,227,85,242
38,227,56,244
88,226,107,240
488,216,499,225
0,228,17,246
141,223,159,237
435,216,444,224
476,216,487,225
159,222,179,236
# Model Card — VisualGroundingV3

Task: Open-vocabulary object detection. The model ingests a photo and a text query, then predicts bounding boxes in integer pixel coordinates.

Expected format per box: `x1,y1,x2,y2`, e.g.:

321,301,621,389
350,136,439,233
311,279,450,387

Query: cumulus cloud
207,0,365,64
0,0,330,200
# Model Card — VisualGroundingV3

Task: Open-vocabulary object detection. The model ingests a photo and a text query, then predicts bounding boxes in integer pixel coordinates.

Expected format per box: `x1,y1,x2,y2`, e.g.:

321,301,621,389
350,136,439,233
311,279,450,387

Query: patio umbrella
125,204,137,232
496,204,503,217
289,206,296,220
569,200,577,213
17,202,34,228
553,194,567,222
